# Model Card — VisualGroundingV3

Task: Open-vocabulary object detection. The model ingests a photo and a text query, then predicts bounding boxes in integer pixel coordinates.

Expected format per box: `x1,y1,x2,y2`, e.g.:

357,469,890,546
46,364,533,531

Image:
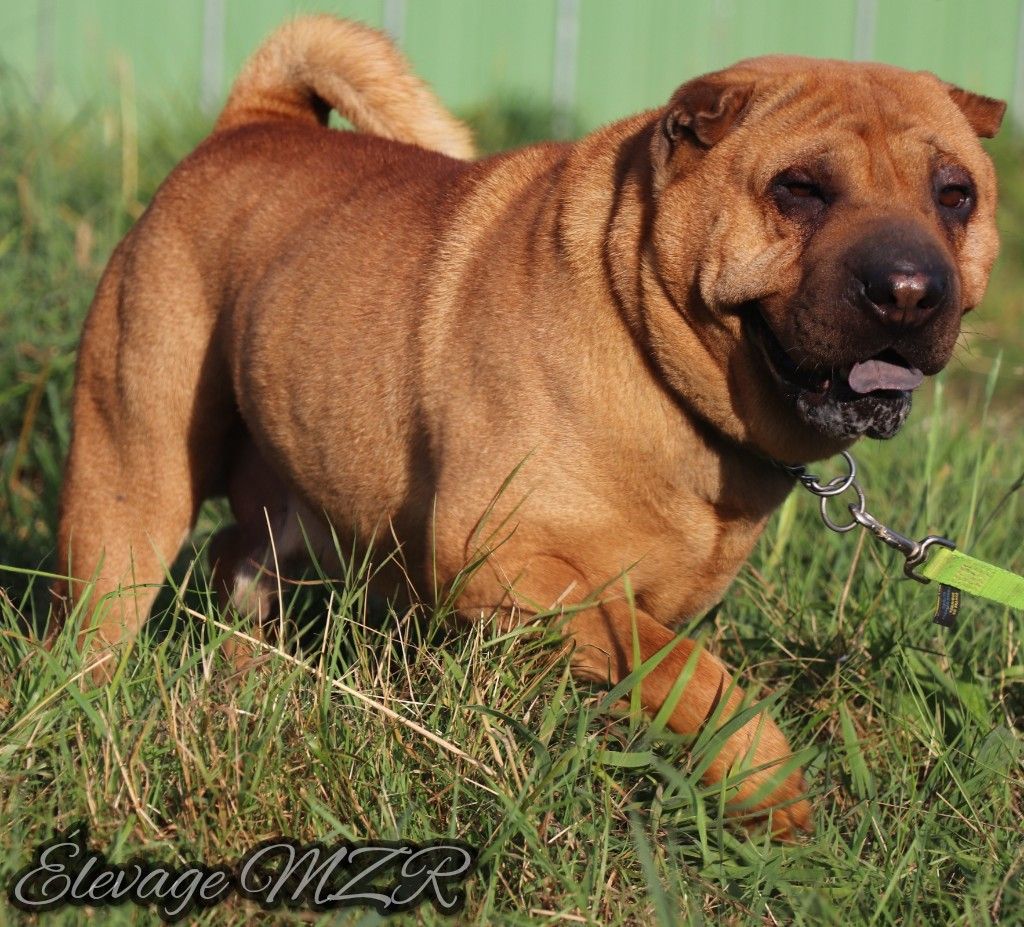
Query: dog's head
645,57,1004,463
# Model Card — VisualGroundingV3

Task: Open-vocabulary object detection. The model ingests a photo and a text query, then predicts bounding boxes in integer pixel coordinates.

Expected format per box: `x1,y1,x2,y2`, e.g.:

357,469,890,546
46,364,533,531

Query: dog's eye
933,165,975,221
937,184,971,211
771,171,828,218
782,181,821,199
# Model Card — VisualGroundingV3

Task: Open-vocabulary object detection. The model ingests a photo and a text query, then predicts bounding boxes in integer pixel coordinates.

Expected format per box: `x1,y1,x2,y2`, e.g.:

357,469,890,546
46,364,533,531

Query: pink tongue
847,359,924,394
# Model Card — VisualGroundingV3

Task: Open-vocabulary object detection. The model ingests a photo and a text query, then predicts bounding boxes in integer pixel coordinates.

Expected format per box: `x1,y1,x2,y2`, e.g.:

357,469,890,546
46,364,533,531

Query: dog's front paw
767,791,813,842
713,743,814,841
754,769,813,842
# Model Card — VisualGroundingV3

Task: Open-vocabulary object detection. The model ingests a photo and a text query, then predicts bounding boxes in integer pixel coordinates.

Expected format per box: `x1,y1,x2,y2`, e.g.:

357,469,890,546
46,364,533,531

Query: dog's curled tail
214,15,475,159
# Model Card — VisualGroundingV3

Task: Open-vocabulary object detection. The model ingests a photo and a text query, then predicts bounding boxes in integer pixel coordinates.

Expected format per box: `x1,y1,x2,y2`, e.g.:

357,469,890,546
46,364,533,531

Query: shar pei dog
54,16,1004,838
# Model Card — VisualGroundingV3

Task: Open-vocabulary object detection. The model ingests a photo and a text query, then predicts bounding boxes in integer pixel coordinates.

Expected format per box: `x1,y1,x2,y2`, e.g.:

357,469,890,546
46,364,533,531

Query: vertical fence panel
0,1,41,97
40,0,204,112
402,0,557,116
872,0,1017,100
575,0,721,130
717,0,859,63
575,0,865,131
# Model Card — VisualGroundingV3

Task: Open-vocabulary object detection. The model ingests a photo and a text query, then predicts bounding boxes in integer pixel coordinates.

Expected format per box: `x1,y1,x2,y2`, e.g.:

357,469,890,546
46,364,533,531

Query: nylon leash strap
781,452,1024,628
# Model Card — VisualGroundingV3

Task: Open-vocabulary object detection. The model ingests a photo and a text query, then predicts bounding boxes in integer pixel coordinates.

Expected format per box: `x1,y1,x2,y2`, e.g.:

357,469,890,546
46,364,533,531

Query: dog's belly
225,443,769,624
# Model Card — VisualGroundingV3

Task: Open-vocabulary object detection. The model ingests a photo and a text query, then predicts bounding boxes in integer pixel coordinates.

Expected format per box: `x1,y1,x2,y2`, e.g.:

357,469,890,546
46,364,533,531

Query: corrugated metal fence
2,0,1022,134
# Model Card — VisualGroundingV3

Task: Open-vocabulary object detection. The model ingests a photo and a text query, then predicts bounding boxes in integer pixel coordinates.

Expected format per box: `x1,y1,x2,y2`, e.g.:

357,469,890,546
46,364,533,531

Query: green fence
2,0,1022,133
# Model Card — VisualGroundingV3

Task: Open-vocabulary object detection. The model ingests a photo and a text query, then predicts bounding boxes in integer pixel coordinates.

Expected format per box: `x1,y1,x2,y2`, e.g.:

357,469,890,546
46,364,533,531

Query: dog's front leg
564,599,812,840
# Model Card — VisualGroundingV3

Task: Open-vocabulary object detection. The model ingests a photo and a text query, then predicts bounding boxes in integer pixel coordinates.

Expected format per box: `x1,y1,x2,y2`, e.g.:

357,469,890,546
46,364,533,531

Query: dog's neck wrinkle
552,115,797,512
541,115,818,529
555,113,654,291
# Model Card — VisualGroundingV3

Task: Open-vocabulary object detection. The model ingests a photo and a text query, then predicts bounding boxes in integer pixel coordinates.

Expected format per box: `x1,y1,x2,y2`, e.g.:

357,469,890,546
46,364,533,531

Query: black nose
861,264,947,327
845,221,955,330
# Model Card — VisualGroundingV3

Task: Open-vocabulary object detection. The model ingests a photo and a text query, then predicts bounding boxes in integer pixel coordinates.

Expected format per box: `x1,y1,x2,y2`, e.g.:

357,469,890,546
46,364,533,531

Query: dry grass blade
183,605,499,780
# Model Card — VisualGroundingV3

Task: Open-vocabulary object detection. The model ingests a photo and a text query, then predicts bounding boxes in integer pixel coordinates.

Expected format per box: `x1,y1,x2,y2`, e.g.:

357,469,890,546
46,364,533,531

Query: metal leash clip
781,452,961,626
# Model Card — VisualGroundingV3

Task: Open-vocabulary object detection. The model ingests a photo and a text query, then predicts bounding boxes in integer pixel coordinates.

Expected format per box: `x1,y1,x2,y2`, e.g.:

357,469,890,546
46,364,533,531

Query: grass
1,83,1023,926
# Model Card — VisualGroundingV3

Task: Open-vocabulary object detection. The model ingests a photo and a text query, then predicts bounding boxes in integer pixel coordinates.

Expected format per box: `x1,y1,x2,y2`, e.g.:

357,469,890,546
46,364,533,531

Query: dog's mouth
747,310,924,440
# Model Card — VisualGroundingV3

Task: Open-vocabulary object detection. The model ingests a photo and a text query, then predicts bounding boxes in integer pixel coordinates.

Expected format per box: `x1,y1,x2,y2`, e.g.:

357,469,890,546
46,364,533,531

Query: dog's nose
859,264,948,328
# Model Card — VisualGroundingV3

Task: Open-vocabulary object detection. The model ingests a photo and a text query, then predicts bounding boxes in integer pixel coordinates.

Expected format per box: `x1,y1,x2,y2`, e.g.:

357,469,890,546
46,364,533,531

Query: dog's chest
632,502,771,621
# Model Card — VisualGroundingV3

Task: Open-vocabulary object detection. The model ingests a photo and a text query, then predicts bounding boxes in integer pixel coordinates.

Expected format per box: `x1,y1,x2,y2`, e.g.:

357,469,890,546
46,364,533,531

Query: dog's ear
662,75,754,149
947,85,1006,138
652,74,753,190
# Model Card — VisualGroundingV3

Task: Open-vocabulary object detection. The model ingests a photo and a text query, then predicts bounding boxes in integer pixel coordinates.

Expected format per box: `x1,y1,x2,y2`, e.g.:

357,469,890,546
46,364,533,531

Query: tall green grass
1,86,1023,925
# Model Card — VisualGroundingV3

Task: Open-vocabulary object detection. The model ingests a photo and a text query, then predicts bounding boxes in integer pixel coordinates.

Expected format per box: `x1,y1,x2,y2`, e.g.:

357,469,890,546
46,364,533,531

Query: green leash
782,452,1024,628
917,548,1024,612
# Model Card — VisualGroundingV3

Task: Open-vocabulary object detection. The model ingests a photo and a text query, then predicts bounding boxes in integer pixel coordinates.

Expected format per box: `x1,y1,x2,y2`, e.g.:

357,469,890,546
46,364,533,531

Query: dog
53,15,1005,839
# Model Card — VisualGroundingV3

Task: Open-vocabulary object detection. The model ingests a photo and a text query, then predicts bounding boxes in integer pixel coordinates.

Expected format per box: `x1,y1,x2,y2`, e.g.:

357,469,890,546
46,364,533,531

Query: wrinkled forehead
736,53,937,97
726,56,990,184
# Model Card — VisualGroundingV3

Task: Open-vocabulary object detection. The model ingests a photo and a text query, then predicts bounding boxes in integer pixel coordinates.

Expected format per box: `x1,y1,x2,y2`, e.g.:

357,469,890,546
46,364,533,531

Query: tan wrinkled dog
55,15,1005,839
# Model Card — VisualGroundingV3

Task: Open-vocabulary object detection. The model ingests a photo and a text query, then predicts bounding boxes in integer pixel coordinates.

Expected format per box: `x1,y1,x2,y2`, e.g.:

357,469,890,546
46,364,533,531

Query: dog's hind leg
207,437,304,671
54,236,232,675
